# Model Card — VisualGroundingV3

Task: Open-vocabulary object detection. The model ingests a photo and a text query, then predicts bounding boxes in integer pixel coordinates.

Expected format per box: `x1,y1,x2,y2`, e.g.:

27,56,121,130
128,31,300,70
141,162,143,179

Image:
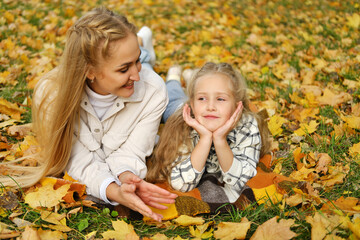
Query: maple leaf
250,216,296,240
317,88,352,107
293,120,319,136
189,221,213,239
24,183,70,209
213,218,251,240
349,142,360,161
102,220,139,240
268,115,287,136
305,212,350,240
347,13,360,28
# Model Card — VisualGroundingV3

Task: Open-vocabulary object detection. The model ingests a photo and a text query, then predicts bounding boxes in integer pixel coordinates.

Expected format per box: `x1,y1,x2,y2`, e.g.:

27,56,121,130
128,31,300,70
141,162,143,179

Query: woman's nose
129,64,141,81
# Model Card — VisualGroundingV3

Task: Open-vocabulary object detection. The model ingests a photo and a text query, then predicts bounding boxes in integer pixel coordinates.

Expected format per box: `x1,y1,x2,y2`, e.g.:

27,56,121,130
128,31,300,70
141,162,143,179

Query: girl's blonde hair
146,62,271,183
0,7,137,188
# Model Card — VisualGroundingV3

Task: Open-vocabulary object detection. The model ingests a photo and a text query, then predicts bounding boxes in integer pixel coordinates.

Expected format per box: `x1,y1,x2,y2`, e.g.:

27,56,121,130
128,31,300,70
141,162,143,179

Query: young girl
147,62,270,203
1,7,176,222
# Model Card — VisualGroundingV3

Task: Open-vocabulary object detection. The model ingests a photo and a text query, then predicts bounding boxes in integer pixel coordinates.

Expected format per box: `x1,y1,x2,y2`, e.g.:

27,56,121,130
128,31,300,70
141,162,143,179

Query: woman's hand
135,180,177,209
117,171,177,215
183,104,212,139
106,182,163,222
213,101,243,142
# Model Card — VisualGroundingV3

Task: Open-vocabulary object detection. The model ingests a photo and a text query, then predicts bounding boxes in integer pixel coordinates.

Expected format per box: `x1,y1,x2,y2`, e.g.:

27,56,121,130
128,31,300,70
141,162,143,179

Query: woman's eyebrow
118,51,141,67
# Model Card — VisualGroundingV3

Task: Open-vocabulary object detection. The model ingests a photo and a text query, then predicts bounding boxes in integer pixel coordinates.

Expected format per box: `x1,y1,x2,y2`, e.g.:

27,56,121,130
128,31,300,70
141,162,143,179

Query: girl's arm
183,104,212,171
213,102,243,172
218,114,261,192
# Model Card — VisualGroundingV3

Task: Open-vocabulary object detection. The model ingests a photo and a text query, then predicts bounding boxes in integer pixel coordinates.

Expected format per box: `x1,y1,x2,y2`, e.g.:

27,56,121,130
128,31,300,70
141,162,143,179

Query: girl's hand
183,104,212,139
106,182,163,222
213,101,243,141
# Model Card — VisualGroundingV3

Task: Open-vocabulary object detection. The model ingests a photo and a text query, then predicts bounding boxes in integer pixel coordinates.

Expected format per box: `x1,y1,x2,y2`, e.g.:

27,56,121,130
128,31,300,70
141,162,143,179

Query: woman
2,7,176,222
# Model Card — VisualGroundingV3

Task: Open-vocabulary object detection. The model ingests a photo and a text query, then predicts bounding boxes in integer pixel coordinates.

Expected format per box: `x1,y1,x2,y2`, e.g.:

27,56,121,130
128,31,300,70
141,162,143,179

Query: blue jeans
139,47,153,70
162,80,187,123
140,48,187,123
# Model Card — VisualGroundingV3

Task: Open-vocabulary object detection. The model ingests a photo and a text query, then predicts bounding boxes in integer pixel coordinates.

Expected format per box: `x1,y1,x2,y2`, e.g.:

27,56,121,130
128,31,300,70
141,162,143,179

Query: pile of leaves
1,0,360,239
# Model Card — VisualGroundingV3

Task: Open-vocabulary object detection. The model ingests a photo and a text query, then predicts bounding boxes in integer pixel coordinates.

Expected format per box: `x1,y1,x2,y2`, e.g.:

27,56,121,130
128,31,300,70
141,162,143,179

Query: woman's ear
86,65,96,80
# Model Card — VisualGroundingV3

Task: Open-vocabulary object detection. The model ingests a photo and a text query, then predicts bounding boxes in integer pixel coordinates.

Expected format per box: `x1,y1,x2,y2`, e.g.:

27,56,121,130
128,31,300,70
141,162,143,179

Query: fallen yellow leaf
252,184,283,205
173,215,204,226
268,115,287,136
214,218,251,240
189,221,213,239
102,220,139,240
250,216,296,240
24,184,70,208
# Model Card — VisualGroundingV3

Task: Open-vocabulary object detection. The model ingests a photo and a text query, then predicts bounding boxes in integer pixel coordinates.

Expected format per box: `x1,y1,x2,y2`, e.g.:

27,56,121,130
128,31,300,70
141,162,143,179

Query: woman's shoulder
139,67,166,93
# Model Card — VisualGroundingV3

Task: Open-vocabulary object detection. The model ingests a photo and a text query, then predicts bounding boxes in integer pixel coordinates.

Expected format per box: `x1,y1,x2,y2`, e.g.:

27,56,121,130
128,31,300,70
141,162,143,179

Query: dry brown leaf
37,228,68,240
250,216,296,240
21,226,40,240
7,123,32,137
214,218,251,240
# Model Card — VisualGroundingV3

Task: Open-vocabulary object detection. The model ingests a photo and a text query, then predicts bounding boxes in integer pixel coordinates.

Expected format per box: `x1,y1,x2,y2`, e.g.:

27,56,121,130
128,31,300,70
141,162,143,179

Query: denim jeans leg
162,80,187,123
139,47,153,70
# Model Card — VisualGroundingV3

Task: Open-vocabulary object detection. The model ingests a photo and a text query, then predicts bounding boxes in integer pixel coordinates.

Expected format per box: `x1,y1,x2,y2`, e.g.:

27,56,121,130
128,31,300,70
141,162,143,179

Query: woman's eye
118,68,128,73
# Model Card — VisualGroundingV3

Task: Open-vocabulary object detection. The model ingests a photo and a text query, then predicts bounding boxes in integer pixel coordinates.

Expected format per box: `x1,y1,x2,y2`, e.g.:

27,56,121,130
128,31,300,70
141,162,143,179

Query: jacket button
116,103,120,107
84,102,87,105
226,178,232,183
94,129,100,133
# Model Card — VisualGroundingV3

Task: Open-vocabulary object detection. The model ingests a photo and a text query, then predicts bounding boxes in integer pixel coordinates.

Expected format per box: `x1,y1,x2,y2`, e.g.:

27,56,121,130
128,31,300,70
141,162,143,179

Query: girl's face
191,73,236,132
87,34,142,97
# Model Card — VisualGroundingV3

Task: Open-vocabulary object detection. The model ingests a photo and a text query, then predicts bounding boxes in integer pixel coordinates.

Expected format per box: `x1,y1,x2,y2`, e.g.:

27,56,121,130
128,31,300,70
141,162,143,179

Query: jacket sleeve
170,155,205,192
66,134,119,204
104,84,168,180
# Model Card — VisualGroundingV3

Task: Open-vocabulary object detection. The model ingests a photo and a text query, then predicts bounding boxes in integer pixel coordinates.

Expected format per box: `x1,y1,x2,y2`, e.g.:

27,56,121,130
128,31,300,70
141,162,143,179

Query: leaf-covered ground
1,0,360,239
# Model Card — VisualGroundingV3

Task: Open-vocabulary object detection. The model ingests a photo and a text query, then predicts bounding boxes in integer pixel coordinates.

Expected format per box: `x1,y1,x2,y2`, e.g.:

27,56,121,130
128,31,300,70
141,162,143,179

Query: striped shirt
170,114,261,200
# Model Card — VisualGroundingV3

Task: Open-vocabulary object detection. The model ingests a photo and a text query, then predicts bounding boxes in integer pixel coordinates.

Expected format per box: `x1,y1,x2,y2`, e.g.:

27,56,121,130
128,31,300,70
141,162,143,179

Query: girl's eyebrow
117,51,141,67
195,91,231,96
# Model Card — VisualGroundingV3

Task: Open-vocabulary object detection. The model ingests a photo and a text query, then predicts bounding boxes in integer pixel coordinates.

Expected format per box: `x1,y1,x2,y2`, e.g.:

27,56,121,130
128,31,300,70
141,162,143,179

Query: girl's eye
198,97,205,101
217,98,225,101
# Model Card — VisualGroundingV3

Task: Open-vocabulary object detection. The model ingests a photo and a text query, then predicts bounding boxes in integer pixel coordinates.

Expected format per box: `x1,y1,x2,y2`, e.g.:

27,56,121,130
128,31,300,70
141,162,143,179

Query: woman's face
87,34,142,97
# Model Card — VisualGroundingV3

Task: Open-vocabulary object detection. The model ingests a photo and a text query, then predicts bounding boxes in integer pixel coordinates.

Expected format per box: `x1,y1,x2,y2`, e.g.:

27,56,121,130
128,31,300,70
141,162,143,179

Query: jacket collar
80,79,145,120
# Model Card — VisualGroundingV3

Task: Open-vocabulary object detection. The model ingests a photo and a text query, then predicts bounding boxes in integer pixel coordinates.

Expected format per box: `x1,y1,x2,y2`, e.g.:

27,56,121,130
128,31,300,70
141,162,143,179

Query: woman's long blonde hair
0,7,137,188
146,62,271,183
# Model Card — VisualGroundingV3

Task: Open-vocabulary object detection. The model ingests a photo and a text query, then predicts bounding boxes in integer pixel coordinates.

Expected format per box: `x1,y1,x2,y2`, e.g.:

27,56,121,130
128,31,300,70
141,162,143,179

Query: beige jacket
37,67,168,203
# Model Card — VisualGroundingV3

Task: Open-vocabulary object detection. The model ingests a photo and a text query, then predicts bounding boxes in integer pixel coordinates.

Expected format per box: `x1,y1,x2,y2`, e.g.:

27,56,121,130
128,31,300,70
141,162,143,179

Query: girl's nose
206,100,216,111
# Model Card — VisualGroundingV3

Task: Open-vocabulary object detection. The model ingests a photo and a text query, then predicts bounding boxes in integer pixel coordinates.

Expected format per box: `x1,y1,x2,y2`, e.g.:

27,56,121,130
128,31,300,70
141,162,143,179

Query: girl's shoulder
235,113,259,132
